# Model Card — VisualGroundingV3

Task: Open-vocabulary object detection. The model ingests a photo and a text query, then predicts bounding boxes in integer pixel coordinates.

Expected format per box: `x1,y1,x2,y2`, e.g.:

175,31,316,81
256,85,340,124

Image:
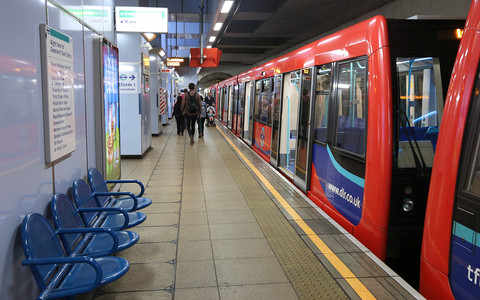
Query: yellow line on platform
217,127,376,300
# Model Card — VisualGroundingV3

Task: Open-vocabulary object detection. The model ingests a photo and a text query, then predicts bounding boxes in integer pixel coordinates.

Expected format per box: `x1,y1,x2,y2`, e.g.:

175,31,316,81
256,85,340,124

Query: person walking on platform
181,83,201,145
198,96,207,138
205,91,215,107
173,95,184,135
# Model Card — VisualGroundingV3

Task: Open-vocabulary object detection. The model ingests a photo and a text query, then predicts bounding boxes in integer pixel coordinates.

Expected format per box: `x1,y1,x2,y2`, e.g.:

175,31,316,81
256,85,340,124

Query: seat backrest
73,179,100,227
51,193,86,255
88,168,110,206
21,213,66,291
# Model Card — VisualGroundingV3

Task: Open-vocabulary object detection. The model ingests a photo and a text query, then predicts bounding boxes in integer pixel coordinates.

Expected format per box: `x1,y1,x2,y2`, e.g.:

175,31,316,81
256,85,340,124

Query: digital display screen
102,41,121,181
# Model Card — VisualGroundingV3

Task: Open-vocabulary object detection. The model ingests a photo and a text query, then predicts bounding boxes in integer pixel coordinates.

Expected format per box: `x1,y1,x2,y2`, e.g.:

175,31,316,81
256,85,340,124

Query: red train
420,0,480,299
206,7,474,296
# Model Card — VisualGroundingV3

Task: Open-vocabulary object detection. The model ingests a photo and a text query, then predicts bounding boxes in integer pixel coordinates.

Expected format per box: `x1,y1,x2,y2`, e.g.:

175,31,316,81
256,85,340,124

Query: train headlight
403,186,413,195
403,198,414,212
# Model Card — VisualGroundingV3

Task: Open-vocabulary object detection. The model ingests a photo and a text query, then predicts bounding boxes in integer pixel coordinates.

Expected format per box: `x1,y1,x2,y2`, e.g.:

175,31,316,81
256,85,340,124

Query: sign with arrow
119,69,138,94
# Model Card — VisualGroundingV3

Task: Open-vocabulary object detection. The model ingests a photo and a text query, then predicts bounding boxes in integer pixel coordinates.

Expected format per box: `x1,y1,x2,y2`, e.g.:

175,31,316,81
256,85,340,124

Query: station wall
0,0,115,298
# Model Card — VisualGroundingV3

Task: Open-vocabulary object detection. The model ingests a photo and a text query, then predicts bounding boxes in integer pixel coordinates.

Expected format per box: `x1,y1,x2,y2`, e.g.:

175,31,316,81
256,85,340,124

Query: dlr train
206,1,480,297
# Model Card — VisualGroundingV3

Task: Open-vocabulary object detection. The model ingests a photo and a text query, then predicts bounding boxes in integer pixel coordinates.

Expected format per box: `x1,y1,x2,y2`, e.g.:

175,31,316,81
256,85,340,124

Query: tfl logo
467,265,480,285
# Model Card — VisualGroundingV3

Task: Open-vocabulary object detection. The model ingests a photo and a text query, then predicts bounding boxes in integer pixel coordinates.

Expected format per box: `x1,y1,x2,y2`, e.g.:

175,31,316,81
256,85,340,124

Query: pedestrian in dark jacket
181,83,201,145
173,95,184,135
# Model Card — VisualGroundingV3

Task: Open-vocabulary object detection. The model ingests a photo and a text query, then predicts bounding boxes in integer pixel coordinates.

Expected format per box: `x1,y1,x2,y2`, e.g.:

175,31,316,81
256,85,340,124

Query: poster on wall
102,41,121,181
94,37,121,181
39,24,76,163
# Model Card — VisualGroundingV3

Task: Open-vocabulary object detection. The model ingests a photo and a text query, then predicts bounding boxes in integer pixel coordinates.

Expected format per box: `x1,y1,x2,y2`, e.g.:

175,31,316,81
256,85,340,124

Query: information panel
40,24,76,163
115,6,168,33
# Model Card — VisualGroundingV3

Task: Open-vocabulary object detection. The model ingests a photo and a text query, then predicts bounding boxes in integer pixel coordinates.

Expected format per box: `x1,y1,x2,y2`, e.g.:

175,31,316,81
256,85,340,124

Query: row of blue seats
21,168,152,300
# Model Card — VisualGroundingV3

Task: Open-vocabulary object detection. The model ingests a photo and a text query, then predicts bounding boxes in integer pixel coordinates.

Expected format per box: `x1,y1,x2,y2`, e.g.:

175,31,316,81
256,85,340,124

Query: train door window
238,82,246,137
279,71,301,175
271,75,283,162
335,59,367,156
396,57,443,168
244,81,254,144
314,64,332,143
295,68,313,181
253,81,262,121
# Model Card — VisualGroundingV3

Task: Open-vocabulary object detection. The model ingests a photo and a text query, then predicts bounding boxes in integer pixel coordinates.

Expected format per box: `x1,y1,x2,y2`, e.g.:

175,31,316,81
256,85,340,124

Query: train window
253,79,273,125
314,64,332,143
464,75,480,196
396,57,443,168
335,59,367,156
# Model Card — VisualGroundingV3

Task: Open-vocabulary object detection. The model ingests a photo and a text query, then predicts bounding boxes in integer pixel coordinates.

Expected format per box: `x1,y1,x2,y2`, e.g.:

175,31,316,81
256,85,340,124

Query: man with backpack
181,83,202,145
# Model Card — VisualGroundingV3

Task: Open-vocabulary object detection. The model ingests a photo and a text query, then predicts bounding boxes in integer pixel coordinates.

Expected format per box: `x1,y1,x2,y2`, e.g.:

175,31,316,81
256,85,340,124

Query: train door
243,81,254,146
223,87,229,125
252,78,274,161
238,82,245,138
294,68,314,191
227,86,234,129
270,74,283,167
446,70,480,300
278,71,300,177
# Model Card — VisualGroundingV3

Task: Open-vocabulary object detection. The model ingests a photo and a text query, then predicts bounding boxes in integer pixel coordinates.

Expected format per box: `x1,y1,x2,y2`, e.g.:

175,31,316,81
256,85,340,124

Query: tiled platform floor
79,119,423,300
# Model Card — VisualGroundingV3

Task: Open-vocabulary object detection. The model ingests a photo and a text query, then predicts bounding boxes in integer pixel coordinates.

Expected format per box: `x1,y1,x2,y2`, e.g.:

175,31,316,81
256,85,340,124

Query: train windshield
396,57,443,169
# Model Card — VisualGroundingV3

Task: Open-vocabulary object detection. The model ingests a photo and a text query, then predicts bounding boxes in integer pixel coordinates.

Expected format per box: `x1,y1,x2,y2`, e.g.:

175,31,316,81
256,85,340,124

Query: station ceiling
140,0,395,86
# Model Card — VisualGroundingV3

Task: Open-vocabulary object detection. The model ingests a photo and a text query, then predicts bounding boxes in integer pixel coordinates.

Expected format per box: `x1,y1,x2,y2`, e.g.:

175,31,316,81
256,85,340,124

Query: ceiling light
209,36,216,42
159,48,166,57
206,45,212,48
142,33,156,42
221,1,234,13
214,22,223,31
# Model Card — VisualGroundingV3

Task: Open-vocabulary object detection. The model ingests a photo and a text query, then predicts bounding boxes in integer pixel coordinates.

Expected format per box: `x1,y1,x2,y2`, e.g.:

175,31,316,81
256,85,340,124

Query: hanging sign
40,24,76,163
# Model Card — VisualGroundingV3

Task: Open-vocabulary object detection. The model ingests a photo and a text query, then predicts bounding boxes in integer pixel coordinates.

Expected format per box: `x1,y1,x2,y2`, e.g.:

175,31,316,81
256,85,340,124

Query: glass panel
244,82,253,143
314,64,332,143
238,83,245,137
335,60,367,156
279,72,300,175
253,81,262,122
227,86,234,128
396,57,443,168
222,88,228,122
271,75,283,161
295,69,313,181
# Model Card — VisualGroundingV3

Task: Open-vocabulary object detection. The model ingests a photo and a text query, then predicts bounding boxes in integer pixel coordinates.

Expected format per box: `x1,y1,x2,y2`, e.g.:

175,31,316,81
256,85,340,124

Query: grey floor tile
182,192,205,202
177,240,214,261
212,238,274,260
215,257,289,286
205,191,246,202
142,203,180,214
207,210,257,224
134,226,178,243
180,211,208,225
144,192,181,203
101,262,174,293
209,222,264,240
96,291,172,300
206,200,250,211
139,213,178,226
219,283,298,300
181,201,207,212
119,243,176,263
146,185,182,194
174,287,219,300
175,261,217,288
179,224,211,241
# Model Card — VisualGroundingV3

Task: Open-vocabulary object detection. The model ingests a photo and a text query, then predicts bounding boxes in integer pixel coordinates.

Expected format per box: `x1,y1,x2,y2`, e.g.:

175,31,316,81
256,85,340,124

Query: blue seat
21,213,129,300
88,167,152,211
51,193,139,257
73,179,146,230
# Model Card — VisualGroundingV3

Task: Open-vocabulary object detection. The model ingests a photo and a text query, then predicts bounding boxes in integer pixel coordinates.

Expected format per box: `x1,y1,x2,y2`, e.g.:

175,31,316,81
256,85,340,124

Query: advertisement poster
103,42,121,180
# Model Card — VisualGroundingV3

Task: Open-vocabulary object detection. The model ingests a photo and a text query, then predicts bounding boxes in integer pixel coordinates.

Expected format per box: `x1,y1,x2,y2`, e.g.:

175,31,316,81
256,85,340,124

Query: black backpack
186,92,198,113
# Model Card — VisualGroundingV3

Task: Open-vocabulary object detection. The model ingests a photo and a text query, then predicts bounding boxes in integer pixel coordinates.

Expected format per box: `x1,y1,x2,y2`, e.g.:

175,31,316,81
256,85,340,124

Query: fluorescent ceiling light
209,36,216,42
214,22,223,31
221,1,234,13
142,32,156,42
159,49,166,57
206,45,212,48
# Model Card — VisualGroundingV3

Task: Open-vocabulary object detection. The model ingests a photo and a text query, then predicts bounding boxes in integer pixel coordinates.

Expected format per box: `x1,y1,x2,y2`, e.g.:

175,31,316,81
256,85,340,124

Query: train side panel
420,0,480,297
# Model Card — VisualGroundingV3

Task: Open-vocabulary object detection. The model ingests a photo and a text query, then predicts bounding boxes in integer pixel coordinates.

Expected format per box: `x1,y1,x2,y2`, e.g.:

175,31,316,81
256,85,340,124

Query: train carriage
212,14,464,290
421,0,480,298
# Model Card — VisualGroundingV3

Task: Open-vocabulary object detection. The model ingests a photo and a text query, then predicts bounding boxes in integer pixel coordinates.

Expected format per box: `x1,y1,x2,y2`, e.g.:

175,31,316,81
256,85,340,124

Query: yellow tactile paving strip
213,128,351,299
